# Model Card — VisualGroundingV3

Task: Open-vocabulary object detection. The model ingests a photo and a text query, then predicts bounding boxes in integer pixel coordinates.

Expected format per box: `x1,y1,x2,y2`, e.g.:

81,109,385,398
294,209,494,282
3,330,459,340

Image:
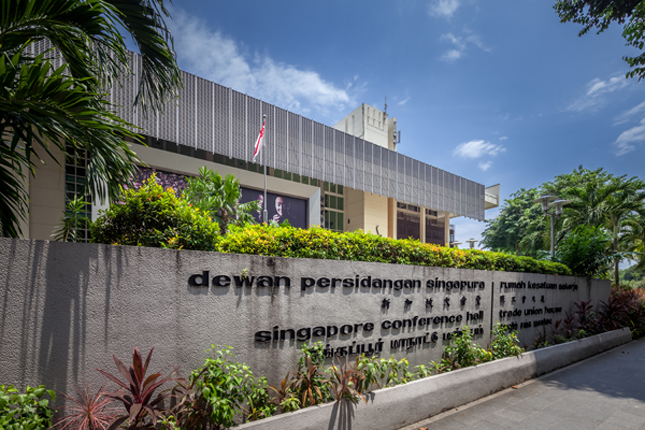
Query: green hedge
91,177,220,251
217,225,571,275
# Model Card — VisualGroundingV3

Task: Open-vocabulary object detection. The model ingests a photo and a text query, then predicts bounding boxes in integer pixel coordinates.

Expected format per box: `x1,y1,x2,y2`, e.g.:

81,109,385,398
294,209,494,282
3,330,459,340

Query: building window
397,211,420,240
425,220,445,245
64,145,92,242
323,181,344,232
397,202,420,212
425,208,438,217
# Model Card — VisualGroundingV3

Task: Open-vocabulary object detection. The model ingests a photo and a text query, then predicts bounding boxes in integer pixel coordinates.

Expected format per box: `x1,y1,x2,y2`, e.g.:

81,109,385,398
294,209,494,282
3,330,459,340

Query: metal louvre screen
230,92,246,161
422,164,433,208
324,126,334,183
301,118,313,178
345,135,355,189
287,113,300,174
405,157,414,205
112,51,137,130
451,174,459,214
448,173,456,214
177,72,194,147
194,78,212,152
381,147,390,197
138,57,157,137
274,107,289,171
364,142,373,193
396,155,404,202
354,139,364,191
386,151,397,199
413,160,422,206
312,122,324,181
373,145,382,196
213,85,229,157
69,46,489,221
434,168,443,213
334,129,345,187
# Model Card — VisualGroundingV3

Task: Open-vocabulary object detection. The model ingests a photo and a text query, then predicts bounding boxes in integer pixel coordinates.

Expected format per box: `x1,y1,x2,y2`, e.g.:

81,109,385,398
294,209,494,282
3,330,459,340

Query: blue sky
161,0,645,248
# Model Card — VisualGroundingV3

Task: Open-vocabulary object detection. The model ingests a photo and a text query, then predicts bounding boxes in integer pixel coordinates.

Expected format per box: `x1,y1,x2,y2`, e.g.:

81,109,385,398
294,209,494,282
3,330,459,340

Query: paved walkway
399,337,645,430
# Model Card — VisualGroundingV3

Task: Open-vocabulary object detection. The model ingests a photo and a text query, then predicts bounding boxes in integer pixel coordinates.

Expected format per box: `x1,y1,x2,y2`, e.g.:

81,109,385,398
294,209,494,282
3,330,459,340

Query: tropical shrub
96,346,180,429
488,323,524,359
91,175,220,250
0,384,56,429
328,356,366,405
54,384,117,430
52,196,91,242
574,299,599,334
292,343,333,407
554,225,613,277
174,345,275,429
440,327,491,370
184,167,260,235
268,373,301,414
217,224,571,275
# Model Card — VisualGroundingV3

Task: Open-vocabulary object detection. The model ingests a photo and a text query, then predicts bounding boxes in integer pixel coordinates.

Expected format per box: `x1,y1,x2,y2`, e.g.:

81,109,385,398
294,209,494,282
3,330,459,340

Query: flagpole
262,114,268,224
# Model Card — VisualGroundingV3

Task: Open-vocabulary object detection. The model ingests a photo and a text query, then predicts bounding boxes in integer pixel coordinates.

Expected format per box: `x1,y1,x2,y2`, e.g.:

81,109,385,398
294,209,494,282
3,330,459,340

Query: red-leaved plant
96,346,181,430
54,384,117,430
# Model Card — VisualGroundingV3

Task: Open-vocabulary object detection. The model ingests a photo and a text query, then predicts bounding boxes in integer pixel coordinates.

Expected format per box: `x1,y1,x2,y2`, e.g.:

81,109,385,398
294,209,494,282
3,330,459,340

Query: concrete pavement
400,337,645,430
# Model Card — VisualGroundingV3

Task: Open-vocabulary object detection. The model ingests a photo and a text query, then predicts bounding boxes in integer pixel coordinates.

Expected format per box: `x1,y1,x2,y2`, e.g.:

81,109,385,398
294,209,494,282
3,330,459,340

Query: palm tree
0,0,181,237
0,0,180,113
603,178,645,287
620,213,645,273
559,178,625,233
184,167,261,235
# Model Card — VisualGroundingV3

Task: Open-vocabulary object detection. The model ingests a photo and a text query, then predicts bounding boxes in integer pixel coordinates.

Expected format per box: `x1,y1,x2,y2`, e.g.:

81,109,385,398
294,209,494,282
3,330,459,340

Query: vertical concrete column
91,178,110,221
444,212,451,246
420,207,426,244
387,198,397,239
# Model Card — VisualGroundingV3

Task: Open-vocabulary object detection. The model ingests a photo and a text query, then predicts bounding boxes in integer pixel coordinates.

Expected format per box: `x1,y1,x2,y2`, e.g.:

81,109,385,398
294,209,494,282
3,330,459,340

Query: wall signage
188,270,577,358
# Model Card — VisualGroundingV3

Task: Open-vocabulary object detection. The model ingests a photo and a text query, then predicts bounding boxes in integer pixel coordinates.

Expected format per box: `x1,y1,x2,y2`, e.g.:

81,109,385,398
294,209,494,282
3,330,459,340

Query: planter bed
237,328,632,430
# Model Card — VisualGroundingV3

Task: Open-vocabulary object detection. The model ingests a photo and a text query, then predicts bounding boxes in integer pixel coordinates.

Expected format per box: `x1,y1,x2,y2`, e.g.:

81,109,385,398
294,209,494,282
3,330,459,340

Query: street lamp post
465,238,477,249
450,241,462,248
533,195,570,258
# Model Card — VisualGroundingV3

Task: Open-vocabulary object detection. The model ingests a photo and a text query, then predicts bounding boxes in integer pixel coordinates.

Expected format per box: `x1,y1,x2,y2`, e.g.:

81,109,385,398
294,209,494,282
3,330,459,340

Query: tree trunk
614,226,619,288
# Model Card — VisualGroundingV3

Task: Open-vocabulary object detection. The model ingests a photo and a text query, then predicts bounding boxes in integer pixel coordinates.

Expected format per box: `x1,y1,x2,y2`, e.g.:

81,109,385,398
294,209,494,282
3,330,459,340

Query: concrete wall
28,145,66,240
345,188,389,235
0,238,610,406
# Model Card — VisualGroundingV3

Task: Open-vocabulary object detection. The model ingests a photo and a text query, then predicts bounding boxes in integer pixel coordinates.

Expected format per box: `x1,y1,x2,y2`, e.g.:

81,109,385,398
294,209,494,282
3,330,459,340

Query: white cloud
440,49,462,63
464,33,491,52
567,75,631,112
478,161,492,171
439,32,489,63
614,101,645,125
614,117,645,156
498,136,508,141
587,76,628,96
397,96,411,106
453,140,505,158
167,8,354,118
441,33,465,50
428,0,460,18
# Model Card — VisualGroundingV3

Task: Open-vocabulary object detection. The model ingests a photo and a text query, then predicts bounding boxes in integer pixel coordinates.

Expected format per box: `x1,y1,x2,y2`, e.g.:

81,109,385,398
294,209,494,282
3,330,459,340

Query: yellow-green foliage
91,176,220,251
217,225,571,275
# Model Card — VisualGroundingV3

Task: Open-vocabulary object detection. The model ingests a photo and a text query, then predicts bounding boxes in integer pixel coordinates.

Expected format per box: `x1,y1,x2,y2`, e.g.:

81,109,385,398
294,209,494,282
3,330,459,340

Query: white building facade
20,47,499,244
